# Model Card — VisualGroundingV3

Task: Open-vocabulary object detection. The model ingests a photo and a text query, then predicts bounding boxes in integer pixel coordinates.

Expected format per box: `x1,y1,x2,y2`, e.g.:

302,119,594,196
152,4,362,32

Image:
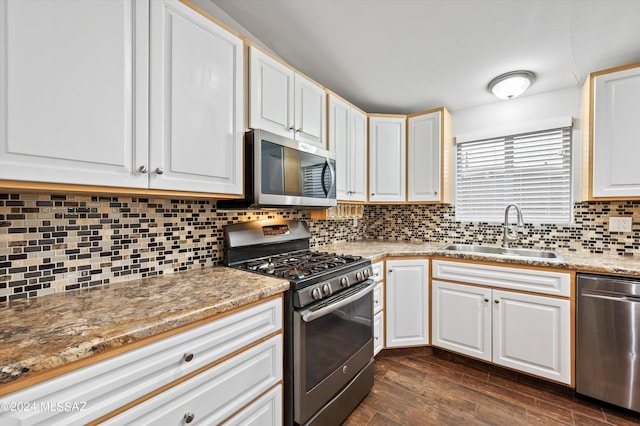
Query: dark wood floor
344,348,640,426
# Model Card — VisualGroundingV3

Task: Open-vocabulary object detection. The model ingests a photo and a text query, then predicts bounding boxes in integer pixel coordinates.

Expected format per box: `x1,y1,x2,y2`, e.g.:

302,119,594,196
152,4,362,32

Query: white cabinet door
407,111,441,202
149,0,243,194
249,47,326,148
592,65,640,197
385,259,429,347
294,74,326,147
0,0,149,188
432,280,492,361
492,290,571,384
373,311,384,355
369,117,406,202
350,108,368,201
329,96,351,199
249,47,295,139
329,95,367,201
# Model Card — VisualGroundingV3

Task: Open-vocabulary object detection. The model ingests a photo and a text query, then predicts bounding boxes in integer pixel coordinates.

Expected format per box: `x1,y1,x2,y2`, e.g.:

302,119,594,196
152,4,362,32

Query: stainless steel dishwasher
576,273,640,412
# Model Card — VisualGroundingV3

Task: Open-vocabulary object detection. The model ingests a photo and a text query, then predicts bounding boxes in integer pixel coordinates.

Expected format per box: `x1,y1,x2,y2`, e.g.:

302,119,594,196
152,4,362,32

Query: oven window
304,293,372,391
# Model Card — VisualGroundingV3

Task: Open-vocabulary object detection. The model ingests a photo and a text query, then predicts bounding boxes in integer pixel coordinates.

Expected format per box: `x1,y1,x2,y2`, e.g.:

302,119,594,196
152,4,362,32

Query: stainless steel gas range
224,219,374,426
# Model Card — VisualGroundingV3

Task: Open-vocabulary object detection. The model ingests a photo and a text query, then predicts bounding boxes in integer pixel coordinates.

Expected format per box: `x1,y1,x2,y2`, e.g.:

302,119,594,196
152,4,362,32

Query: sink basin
439,244,563,261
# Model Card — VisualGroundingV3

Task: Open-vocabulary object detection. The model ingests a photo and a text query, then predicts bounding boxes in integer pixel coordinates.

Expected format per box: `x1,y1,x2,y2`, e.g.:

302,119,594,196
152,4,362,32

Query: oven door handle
300,279,375,323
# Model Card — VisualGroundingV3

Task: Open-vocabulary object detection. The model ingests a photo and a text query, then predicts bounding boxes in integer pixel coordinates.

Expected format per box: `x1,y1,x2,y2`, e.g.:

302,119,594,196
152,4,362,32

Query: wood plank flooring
344,348,640,426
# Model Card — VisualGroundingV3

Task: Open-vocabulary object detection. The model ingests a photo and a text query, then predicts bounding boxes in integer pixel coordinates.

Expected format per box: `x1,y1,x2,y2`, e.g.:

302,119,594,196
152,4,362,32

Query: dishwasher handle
582,289,640,303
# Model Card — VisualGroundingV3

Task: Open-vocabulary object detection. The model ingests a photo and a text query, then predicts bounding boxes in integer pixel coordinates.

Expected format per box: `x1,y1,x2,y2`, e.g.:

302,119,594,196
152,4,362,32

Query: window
455,127,572,223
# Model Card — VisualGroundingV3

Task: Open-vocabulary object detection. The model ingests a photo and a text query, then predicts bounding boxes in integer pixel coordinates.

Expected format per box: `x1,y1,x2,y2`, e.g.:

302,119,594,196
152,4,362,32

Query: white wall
451,86,583,202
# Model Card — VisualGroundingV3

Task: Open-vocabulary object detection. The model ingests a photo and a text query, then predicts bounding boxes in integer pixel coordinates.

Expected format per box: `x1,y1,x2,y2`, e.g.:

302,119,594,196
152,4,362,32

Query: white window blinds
455,127,572,223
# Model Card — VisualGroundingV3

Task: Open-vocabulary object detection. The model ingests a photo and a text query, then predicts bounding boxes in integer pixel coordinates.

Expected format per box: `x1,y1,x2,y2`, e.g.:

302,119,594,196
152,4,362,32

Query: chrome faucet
502,204,524,248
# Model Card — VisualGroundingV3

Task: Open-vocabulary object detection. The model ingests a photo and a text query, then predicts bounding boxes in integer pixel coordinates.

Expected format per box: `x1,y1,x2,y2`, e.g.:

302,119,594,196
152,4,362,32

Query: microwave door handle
321,159,336,198
300,279,375,322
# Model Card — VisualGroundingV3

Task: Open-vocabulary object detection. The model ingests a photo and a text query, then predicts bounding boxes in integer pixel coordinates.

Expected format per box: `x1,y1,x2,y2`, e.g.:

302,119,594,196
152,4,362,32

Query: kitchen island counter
0,266,288,390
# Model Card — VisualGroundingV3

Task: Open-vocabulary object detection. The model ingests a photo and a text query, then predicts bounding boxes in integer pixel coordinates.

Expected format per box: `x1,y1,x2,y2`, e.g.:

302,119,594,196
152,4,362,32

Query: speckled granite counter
323,240,640,277
0,267,288,387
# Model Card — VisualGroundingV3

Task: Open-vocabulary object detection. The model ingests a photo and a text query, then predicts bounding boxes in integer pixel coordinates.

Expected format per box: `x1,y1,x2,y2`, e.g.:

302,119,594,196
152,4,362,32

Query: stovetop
236,250,364,281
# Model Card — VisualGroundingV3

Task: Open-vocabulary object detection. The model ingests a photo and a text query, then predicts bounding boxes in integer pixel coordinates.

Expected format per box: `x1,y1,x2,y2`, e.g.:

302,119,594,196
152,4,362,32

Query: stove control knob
363,269,371,279
340,277,350,288
356,271,364,282
322,284,332,296
311,287,323,300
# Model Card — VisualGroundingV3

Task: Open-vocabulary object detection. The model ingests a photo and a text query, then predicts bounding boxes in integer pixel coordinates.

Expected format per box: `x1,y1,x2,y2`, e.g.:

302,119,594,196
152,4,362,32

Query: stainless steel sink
439,244,563,260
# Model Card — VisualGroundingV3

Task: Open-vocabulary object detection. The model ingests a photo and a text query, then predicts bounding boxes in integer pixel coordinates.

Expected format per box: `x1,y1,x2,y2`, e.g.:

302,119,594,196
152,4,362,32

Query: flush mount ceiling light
488,70,536,100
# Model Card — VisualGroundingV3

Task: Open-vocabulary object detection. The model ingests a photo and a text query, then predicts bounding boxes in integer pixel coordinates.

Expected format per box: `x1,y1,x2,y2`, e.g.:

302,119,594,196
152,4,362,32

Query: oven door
293,280,375,425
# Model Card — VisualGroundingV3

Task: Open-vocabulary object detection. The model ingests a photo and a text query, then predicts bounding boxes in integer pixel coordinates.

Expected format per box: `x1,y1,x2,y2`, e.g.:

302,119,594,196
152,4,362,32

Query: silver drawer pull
184,412,195,423
183,353,194,362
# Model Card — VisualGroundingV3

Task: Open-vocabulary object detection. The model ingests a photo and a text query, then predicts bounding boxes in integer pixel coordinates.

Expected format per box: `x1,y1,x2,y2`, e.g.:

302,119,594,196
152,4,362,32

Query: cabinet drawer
104,335,282,425
432,260,570,297
373,311,384,355
0,298,282,425
371,261,384,283
222,384,282,426
373,282,384,314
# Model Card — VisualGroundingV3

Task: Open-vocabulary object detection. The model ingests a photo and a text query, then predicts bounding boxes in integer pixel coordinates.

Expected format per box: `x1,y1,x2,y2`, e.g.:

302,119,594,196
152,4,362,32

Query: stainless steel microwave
217,129,337,209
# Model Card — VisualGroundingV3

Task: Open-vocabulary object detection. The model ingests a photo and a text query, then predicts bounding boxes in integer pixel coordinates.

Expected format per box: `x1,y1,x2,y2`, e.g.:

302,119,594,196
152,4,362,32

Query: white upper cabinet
250,46,326,148
0,0,243,195
0,0,149,188
368,116,406,202
584,63,640,199
329,95,367,201
149,0,243,194
407,108,451,203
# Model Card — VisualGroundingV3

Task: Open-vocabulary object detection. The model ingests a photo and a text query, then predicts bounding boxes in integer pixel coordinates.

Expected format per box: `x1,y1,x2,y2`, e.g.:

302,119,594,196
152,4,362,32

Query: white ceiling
209,0,640,114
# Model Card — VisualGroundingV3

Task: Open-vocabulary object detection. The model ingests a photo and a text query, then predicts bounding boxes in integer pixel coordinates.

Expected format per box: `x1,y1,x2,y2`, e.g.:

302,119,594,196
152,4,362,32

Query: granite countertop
0,266,289,388
3,240,640,392
322,240,640,277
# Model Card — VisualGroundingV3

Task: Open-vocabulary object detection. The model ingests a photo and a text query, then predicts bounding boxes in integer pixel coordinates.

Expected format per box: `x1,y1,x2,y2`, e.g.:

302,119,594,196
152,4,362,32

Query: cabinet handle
137,165,148,174
155,167,165,175
388,269,393,273
371,193,375,196
288,126,295,131
484,298,489,303
183,353,194,362
494,300,500,304
296,127,303,133
183,412,195,424
375,299,379,304
375,336,379,340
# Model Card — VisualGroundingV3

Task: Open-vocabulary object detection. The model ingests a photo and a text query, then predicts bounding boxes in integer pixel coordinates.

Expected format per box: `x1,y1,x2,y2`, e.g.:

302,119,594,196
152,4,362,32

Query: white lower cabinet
104,335,282,425
385,259,429,347
432,260,572,385
222,384,282,426
492,289,570,384
432,281,492,361
372,262,385,355
0,298,283,425
373,311,385,356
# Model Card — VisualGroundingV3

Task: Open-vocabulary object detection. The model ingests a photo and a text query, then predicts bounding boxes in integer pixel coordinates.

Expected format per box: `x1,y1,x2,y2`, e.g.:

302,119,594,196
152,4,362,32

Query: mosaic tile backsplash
0,192,638,301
